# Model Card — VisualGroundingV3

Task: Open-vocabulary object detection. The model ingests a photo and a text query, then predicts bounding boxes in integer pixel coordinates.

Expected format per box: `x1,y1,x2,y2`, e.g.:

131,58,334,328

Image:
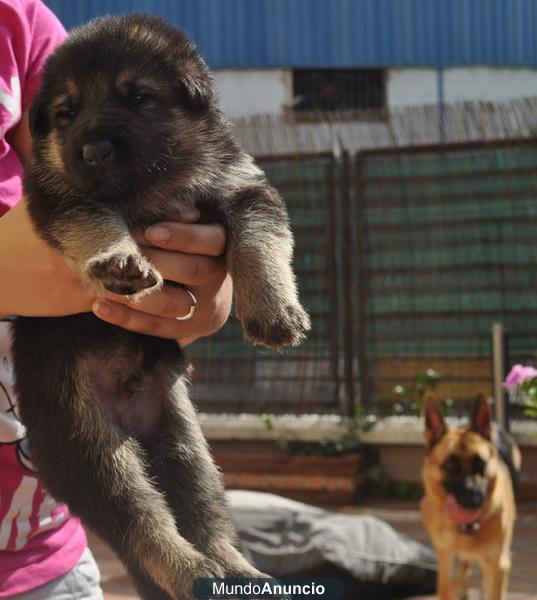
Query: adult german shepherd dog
421,394,520,600
12,14,309,599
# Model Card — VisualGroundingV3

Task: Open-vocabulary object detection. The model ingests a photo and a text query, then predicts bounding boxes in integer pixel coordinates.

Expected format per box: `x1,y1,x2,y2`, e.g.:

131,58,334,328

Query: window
292,68,385,113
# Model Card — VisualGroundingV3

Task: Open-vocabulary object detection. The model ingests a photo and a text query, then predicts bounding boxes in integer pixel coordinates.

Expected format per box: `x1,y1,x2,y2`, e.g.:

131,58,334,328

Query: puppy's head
29,14,222,197
423,394,498,519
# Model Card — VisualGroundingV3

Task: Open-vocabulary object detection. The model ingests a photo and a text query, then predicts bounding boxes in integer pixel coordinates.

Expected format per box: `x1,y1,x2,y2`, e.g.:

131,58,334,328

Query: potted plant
503,364,537,418
390,368,450,416
214,408,376,505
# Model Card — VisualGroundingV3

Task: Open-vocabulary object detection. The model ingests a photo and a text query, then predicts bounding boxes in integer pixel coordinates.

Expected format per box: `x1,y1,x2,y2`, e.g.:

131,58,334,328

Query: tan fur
43,131,66,173
421,395,518,600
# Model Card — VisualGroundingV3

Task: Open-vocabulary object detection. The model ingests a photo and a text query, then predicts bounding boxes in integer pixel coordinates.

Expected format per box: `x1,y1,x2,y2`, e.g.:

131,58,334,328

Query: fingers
104,281,203,321
92,297,191,340
140,248,226,285
92,273,233,342
138,221,227,257
91,218,231,341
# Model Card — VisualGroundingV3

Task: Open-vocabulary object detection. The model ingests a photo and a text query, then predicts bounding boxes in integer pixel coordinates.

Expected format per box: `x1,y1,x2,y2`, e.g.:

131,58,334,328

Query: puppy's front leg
43,207,161,296
227,185,310,350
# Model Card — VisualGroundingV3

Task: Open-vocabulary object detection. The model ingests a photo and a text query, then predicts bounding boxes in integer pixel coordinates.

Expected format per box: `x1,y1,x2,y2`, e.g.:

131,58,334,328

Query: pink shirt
0,1,88,596
0,0,65,215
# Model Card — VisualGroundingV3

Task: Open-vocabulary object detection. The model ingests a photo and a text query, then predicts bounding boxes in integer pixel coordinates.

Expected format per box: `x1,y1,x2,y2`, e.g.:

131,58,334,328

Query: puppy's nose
82,140,115,166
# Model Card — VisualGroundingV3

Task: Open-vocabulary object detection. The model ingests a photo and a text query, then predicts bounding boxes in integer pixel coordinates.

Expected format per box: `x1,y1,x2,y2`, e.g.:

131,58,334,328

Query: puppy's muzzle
82,140,116,167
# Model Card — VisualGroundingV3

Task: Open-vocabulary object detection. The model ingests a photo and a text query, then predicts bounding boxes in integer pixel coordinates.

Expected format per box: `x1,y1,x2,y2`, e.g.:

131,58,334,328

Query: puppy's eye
129,92,157,108
55,108,77,122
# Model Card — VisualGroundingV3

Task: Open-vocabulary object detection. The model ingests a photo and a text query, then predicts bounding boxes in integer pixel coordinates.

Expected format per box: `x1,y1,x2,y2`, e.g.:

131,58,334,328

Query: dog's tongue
445,495,482,525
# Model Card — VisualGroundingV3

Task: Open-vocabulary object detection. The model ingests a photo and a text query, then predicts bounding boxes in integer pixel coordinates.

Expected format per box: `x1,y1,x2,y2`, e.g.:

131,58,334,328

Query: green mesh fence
353,142,537,409
190,141,537,415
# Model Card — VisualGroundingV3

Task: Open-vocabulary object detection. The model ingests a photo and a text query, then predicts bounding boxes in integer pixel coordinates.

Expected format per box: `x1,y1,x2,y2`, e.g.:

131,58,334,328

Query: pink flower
503,364,537,390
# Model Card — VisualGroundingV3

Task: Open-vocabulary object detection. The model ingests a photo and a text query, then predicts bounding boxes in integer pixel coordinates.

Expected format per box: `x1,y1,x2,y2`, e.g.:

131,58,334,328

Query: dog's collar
458,520,481,535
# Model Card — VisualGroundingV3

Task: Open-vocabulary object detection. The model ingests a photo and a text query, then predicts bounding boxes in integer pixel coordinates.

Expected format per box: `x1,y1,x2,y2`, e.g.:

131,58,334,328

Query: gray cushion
227,490,436,598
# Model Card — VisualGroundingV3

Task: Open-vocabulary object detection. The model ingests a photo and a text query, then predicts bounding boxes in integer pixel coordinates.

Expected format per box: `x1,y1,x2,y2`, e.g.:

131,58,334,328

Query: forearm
0,199,92,318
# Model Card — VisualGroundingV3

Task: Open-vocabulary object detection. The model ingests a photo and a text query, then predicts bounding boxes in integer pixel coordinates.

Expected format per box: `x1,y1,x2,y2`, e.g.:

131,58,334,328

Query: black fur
12,14,309,599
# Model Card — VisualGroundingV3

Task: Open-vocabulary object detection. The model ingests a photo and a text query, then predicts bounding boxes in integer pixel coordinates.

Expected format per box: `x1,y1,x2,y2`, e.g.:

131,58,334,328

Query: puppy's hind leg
141,375,264,579
128,570,173,600
14,328,224,600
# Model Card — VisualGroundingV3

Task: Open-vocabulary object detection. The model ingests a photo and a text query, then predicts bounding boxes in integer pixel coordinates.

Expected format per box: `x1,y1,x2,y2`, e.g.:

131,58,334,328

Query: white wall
387,66,537,109
213,69,292,119
214,66,537,118
386,69,438,108
443,67,537,103
386,69,438,109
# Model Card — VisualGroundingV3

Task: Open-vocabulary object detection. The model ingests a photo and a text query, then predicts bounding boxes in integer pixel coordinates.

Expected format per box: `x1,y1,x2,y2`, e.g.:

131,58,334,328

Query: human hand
1,201,232,346
92,210,232,346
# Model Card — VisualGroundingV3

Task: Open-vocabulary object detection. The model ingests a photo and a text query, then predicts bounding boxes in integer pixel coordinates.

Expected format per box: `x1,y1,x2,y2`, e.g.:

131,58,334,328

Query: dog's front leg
436,548,456,600
43,206,162,296
480,552,510,600
453,559,470,600
226,184,310,350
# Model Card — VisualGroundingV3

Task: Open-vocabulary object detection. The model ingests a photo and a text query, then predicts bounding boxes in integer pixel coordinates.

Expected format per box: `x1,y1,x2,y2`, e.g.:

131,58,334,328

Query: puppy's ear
179,44,214,112
424,394,447,449
29,92,49,136
470,393,492,440
180,73,213,112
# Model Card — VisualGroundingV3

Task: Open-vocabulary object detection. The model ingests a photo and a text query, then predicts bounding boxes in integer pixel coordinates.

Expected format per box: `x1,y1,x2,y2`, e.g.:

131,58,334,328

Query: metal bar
340,151,356,415
491,323,508,429
353,153,372,410
325,155,341,407
355,166,537,188
253,151,333,163
437,66,445,145
355,137,537,159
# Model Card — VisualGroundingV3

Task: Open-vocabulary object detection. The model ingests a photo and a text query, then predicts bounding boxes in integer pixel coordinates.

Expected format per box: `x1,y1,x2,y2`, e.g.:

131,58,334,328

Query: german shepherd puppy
421,394,521,600
12,14,309,600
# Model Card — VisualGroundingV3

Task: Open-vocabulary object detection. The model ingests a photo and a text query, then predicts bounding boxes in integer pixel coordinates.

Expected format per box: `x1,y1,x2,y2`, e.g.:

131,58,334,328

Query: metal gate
191,140,537,415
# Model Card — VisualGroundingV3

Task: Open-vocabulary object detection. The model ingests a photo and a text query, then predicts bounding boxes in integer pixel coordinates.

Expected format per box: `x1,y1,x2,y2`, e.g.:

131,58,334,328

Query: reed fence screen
190,139,537,416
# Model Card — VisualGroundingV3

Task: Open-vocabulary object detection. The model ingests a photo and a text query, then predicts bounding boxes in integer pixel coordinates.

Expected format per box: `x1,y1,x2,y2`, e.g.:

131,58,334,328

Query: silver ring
175,288,198,321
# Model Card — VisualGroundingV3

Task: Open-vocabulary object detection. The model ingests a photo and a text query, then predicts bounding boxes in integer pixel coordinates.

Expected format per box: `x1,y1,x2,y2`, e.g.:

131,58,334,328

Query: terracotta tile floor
89,501,537,599
346,501,537,600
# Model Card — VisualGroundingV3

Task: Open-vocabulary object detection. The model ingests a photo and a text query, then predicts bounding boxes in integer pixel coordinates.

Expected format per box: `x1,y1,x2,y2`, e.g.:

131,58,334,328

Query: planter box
213,451,364,505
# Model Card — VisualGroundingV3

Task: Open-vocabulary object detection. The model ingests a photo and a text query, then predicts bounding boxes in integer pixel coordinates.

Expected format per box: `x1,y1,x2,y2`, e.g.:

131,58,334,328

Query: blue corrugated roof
44,0,537,68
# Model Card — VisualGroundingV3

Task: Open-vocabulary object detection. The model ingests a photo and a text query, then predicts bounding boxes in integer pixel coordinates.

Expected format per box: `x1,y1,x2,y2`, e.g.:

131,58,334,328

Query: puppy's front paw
243,304,311,350
88,253,161,295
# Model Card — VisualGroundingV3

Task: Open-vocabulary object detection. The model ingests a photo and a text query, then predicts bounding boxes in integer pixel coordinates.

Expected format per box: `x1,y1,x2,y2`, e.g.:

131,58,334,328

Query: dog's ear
29,92,49,136
178,43,214,112
424,394,447,449
470,393,492,440
180,73,213,112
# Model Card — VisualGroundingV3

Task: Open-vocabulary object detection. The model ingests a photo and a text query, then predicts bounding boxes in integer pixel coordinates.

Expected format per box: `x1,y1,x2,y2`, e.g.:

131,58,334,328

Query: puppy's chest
120,186,230,231
120,191,202,229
